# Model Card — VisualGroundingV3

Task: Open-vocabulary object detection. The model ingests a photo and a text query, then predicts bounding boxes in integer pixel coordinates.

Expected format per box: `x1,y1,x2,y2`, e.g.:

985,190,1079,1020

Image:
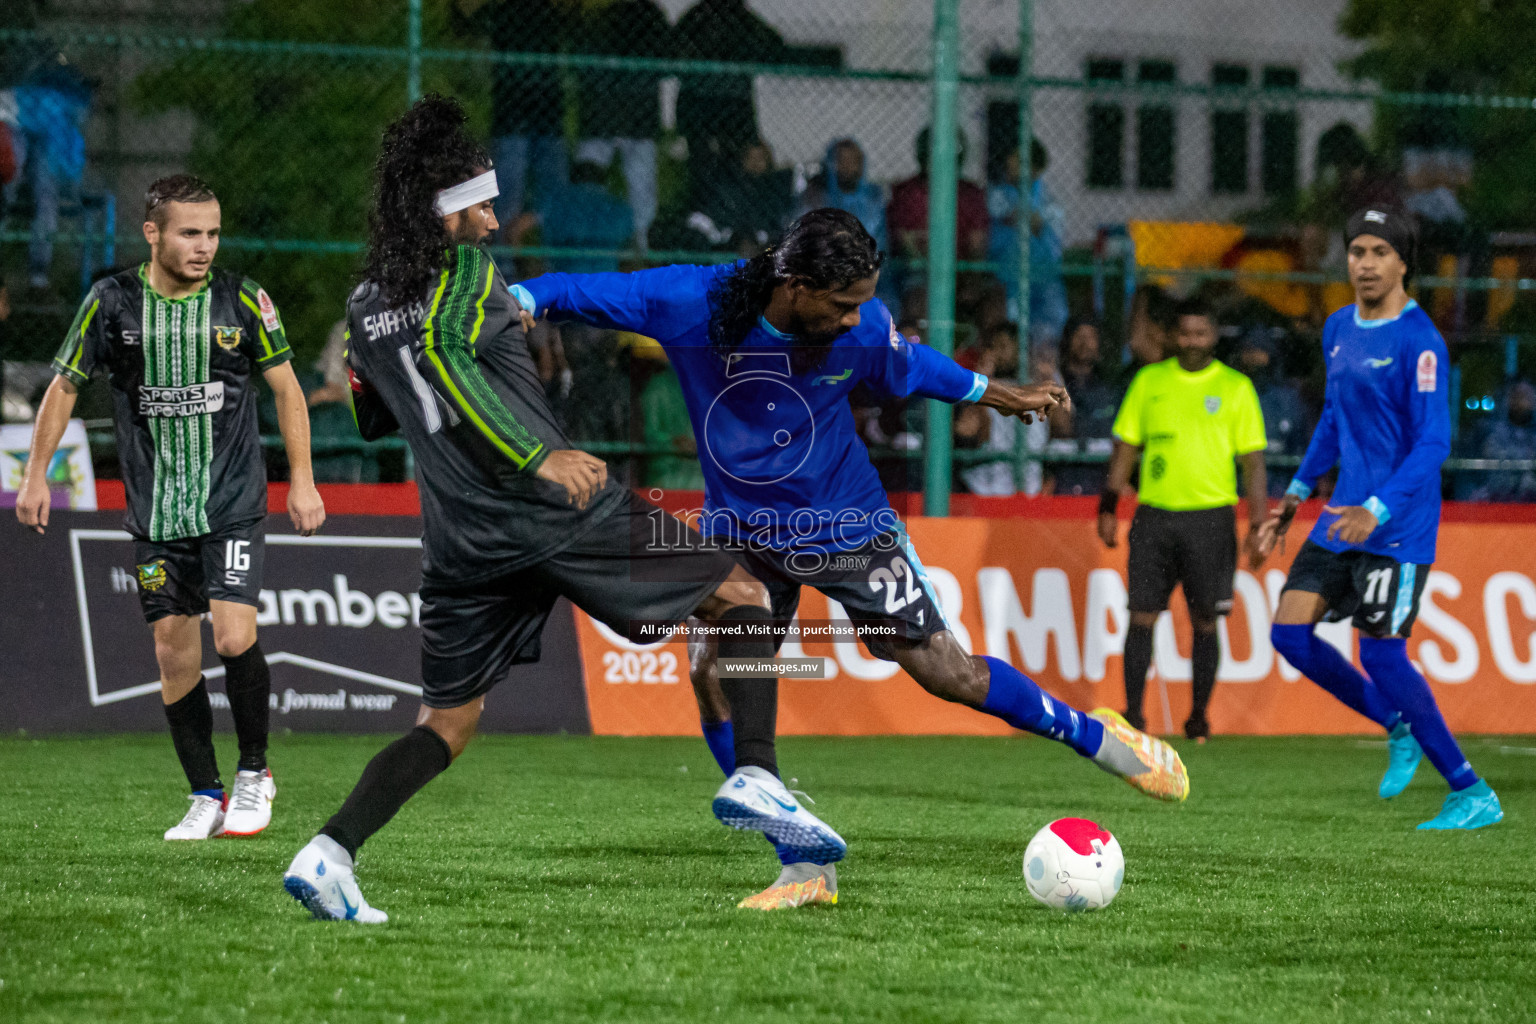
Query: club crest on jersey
256,288,281,332
214,325,242,351
136,560,168,592
1417,350,1438,392
1204,395,1221,414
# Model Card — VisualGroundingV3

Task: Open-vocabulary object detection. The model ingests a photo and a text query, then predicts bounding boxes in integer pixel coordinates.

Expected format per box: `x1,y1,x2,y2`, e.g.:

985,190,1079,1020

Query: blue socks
1358,638,1478,791
192,787,224,801
1271,624,1400,731
980,656,1103,758
701,719,736,776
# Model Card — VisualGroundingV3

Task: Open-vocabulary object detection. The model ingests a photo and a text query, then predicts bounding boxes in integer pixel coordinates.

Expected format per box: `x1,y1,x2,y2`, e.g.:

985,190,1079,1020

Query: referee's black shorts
1126,505,1237,620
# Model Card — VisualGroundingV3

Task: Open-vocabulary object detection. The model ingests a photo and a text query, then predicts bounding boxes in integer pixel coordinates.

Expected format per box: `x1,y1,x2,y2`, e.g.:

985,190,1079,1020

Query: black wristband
1098,490,1120,516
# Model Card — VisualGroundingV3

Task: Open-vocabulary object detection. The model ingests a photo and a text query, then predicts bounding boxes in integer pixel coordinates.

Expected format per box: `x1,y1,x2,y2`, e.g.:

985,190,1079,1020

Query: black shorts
1281,540,1431,638
417,492,738,709
728,526,947,661
1126,505,1237,619
132,518,266,623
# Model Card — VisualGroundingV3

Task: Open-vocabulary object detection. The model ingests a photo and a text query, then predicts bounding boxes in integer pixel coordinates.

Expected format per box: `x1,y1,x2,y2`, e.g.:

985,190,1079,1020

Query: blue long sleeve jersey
1287,300,1451,564
520,263,985,552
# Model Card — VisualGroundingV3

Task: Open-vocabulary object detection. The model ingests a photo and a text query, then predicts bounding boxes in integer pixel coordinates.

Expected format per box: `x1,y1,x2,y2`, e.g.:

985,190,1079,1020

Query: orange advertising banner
575,516,1536,736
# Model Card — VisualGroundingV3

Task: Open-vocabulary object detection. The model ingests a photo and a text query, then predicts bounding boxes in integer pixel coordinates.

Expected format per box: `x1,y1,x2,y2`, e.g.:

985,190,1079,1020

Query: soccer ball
1022,818,1124,912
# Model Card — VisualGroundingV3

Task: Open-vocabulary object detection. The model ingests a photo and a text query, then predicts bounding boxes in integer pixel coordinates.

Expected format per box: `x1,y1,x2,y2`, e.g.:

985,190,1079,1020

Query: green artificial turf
2,733,1534,1023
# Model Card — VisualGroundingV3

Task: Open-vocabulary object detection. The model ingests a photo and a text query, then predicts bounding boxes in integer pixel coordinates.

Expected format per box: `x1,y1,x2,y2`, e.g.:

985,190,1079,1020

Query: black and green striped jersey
53,265,292,542
345,245,623,582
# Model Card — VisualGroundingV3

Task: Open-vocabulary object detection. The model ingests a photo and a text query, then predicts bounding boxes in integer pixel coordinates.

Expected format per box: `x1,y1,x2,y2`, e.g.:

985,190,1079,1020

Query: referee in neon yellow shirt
1097,296,1269,740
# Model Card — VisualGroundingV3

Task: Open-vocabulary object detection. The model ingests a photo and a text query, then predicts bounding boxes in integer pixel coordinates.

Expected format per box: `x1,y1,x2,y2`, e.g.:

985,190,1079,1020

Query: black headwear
1345,206,1417,282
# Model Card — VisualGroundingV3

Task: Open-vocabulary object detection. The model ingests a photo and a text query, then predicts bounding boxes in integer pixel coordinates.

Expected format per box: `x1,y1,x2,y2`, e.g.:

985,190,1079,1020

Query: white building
721,0,1371,246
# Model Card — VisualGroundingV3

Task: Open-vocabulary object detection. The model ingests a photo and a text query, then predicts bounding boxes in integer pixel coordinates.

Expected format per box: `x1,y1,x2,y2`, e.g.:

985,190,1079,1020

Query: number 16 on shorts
225,539,251,586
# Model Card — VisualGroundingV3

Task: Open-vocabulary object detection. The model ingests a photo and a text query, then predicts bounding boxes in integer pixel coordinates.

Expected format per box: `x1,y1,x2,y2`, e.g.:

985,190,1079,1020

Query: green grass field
2,733,1534,1024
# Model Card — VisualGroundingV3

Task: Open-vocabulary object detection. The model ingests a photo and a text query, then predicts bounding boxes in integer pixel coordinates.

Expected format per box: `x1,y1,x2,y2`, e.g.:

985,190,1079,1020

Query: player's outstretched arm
977,379,1072,424
510,265,703,339
15,375,79,535
263,361,326,537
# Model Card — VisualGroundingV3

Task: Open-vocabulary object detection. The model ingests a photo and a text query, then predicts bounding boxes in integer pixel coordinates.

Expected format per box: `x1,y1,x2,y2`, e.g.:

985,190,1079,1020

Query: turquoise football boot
1417,780,1504,831
1378,721,1423,799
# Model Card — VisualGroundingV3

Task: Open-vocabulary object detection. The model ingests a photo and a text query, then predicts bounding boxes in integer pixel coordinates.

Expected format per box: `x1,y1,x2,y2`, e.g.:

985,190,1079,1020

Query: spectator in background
1471,380,1536,502
888,126,989,264
575,0,671,250
799,138,887,254
11,61,91,289
536,159,635,273
1052,316,1119,496
955,322,1064,497
987,138,1067,344
675,0,786,191
454,0,572,232
640,353,705,491
305,321,377,484
1234,325,1311,496
694,140,793,253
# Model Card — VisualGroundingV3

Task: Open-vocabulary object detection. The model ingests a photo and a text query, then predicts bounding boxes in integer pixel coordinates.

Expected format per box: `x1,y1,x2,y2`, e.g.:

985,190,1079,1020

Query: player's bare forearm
15,376,79,534
977,379,1070,424
264,362,326,535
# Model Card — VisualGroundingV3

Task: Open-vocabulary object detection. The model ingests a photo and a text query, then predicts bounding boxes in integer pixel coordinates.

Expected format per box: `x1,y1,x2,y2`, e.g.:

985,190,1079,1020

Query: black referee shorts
1126,505,1237,620
416,492,739,709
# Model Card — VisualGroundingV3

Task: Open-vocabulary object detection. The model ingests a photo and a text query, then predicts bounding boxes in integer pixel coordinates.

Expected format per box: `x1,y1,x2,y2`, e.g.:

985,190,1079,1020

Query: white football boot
283,835,389,923
220,768,276,837
712,766,847,863
164,793,225,841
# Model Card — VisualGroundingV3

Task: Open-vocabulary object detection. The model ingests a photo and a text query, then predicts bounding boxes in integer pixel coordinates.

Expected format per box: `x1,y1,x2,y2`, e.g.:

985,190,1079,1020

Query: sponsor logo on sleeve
1417,350,1438,393
256,288,281,332
888,320,904,350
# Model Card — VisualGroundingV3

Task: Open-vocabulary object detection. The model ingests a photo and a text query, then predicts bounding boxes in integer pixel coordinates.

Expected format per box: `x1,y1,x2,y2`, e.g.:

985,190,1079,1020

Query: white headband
434,170,499,216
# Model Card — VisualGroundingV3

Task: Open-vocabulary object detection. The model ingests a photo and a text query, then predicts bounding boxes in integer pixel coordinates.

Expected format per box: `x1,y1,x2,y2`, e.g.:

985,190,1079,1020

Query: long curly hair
707,207,884,364
363,94,491,307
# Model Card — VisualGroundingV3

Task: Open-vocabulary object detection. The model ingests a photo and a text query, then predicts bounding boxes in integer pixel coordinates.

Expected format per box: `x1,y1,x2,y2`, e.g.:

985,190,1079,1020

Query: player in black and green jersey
281,96,791,923
17,175,326,841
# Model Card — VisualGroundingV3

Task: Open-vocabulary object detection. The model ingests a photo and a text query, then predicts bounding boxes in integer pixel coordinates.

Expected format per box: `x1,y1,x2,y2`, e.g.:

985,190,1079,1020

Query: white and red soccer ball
1023,818,1124,912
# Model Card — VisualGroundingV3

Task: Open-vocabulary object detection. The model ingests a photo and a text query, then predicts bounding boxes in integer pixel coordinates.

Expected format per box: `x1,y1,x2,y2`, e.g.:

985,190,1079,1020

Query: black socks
221,641,271,772
320,726,453,859
1191,629,1220,722
164,679,221,793
716,605,779,776
1123,624,1153,730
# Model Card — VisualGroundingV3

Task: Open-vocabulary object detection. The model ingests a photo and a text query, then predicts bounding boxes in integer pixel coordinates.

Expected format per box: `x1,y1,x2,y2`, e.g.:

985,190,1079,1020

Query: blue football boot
1417,780,1504,831
1379,721,1423,799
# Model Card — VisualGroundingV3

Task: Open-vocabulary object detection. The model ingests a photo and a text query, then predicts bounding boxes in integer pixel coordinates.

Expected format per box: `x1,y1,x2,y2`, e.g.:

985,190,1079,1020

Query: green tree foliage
132,0,489,361
1340,0,1536,228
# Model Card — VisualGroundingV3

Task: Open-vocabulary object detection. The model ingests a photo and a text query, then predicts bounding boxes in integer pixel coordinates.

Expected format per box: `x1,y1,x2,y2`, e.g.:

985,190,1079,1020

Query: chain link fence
3,0,1535,501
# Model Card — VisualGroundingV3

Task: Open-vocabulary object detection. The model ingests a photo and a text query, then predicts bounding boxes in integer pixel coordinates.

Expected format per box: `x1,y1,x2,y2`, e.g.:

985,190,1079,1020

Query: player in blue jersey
1259,207,1501,830
515,209,1190,909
